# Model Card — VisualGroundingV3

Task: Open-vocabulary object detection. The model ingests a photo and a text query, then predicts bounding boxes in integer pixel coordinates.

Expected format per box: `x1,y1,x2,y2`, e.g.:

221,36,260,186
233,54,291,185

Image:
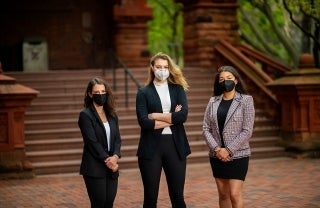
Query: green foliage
285,0,320,19
147,0,318,68
283,0,320,68
147,0,183,66
238,0,301,66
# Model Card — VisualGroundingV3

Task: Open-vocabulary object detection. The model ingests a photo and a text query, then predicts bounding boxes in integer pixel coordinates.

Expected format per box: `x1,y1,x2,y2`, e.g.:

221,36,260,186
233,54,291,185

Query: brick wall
114,0,152,67
180,0,240,68
0,0,241,70
0,0,114,71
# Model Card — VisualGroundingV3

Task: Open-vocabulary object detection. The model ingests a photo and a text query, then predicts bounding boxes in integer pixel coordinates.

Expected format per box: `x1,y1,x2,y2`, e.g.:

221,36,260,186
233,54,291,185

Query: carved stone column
267,54,320,158
176,0,239,68
113,0,152,67
0,64,39,178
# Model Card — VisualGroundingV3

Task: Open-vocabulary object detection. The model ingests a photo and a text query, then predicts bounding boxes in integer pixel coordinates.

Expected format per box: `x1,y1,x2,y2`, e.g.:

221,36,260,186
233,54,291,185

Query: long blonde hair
146,52,189,90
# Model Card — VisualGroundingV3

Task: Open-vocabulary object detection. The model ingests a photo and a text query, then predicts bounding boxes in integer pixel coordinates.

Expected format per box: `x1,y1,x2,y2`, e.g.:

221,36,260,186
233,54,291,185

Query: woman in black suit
136,52,191,208
78,77,121,208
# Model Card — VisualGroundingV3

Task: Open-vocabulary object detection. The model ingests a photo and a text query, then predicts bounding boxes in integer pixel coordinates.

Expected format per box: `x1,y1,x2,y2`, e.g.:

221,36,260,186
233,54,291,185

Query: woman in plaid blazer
203,66,255,208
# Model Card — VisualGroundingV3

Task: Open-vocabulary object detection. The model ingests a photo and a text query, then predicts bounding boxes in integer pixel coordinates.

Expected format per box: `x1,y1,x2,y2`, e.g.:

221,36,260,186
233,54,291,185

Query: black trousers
138,134,187,208
83,172,118,208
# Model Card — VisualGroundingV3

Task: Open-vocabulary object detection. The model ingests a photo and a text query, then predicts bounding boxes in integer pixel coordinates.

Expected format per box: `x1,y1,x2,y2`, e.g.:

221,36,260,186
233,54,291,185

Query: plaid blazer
202,92,255,159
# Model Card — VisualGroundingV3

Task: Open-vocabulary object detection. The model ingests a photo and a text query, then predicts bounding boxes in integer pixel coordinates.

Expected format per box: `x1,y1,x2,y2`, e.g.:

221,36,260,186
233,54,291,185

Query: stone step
26,138,84,151
25,136,281,154
30,160,82,175
7,69,213,91
25,123,279,141
24,114,275,130
26,91,211,104
24,112,213,130
25,100,209,111
24,106,269,121
26,149,83,162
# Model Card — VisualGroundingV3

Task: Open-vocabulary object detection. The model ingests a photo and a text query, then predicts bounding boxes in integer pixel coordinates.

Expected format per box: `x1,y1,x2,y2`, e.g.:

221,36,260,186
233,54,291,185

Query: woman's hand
148,104,182,120
175,104,182,112
148,113,155,120
105,155,119,172
216,148,232,162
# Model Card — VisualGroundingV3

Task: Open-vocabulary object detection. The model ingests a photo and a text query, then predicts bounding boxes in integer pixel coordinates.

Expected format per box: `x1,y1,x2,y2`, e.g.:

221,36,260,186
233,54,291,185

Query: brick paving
0,158,319,208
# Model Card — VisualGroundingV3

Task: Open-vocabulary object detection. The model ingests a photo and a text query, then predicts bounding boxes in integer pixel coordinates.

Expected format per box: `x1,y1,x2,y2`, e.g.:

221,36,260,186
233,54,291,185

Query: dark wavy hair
213,66,248,96
83,76,116,117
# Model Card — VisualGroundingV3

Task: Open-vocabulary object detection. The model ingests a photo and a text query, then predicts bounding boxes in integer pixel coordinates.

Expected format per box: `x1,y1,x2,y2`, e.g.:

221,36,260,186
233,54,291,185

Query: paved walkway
0,157,319,208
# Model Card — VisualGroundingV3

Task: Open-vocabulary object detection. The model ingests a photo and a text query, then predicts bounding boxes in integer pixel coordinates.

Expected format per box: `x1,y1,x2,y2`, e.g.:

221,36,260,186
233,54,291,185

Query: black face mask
92,94,107,106
219,80,236,92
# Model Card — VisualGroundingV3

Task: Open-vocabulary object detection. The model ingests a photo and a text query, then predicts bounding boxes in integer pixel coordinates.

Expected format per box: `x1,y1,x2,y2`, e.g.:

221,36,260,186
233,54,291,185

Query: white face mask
154,69,170,81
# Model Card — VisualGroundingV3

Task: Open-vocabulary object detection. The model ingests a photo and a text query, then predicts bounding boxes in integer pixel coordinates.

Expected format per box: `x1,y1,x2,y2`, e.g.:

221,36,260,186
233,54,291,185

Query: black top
217,99,233,147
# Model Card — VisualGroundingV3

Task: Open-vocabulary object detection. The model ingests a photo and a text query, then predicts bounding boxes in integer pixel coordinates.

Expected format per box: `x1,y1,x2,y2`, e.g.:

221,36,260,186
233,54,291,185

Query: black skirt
209,157,249,181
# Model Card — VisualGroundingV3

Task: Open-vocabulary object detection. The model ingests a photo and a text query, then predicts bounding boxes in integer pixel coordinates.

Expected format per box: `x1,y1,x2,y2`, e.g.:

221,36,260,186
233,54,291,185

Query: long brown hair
146,52,189,90
83,77,116,117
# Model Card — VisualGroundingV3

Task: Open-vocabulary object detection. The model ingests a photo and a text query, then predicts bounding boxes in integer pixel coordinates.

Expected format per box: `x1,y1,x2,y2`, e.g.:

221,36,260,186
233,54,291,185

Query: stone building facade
0,0,239,71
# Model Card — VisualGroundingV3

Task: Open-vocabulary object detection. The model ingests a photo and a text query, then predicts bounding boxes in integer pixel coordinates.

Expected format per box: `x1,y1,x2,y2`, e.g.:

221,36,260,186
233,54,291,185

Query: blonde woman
135,52,190,207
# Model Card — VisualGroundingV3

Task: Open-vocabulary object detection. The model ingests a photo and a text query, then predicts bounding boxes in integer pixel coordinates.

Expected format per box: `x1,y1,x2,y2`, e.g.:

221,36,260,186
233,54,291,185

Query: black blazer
136,83,191,160
78,105,121,177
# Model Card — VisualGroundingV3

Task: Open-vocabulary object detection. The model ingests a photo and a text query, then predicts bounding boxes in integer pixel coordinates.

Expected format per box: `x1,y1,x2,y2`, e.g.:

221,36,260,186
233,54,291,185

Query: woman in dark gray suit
78,77,121,208
136,52,190,208
203,66,255,208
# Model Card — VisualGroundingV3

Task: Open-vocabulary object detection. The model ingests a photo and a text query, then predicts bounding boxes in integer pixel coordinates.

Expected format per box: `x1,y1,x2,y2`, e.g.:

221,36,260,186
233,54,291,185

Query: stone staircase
6,67,287,175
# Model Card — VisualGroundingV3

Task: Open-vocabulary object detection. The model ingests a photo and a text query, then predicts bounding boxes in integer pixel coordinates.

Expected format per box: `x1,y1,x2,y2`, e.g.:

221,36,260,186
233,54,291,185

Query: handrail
105,49,142,108
238,43,291,78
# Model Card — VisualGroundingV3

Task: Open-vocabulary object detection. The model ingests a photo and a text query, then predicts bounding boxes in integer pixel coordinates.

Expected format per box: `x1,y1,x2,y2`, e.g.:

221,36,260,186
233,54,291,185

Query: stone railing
0,62,39,178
